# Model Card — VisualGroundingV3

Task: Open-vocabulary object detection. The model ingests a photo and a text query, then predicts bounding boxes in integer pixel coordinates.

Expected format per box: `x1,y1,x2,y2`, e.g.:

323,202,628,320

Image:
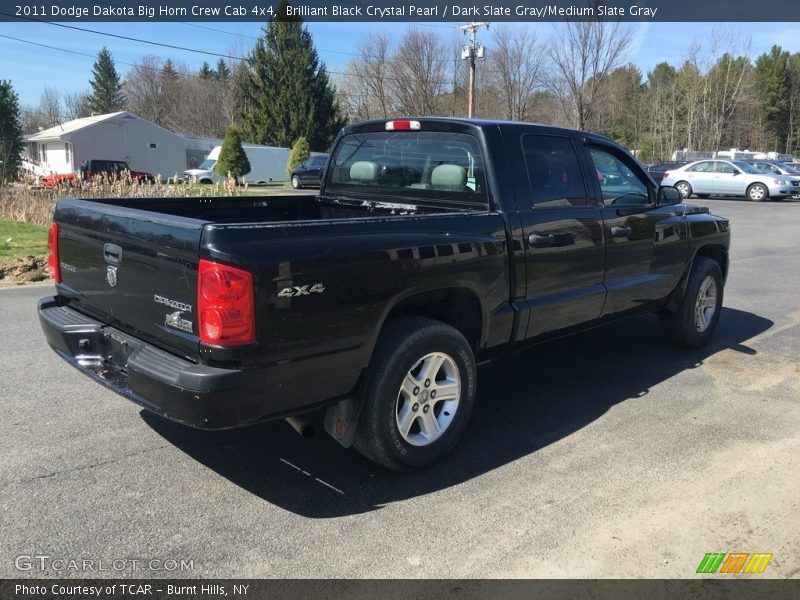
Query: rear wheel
747,183,768,202
660,257,723,348
353,317,476,471
675,181,692,199
291,175,301,189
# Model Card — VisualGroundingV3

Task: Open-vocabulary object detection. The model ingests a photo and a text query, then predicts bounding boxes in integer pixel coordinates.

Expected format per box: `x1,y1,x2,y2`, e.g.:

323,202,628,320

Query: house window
147,142,159,149
41,144,48,165
65,143,71,167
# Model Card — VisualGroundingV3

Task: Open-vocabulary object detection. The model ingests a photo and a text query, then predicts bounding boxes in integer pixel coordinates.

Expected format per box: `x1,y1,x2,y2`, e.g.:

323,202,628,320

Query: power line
3,7,461,65
0,33,229,82
0,16,461,86
1,12,247,62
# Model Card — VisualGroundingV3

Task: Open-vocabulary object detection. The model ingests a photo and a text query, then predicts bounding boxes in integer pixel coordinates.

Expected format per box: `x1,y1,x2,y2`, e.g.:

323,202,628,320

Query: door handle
610,226,632,238
528,233,555,248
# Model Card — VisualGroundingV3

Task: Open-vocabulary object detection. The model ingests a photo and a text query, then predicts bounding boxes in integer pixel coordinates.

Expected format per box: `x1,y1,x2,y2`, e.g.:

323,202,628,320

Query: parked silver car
661,159,796,202
744,160,800,197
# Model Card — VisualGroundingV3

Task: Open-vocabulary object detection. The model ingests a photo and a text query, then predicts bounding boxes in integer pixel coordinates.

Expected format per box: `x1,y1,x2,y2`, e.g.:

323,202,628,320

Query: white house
23,111,187,180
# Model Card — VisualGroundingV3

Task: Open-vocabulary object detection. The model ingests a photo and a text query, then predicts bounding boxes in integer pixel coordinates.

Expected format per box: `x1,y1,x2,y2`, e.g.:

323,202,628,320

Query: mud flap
664,258,694,314
323,396,361,448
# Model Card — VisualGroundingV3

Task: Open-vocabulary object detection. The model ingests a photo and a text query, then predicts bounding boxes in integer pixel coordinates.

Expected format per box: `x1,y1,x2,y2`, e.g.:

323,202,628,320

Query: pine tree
198,61,214,80
0,80,23,183
88,47,125,114
756,46,792,152
161,59,180,89
286,136,310,175
215,127,251,184
239,0,344,151
215,59,231,82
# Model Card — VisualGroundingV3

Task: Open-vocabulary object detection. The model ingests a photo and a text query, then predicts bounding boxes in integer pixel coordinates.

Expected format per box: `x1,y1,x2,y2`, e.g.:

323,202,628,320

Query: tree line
7,16,800,183
338,25,800,161
17,0,343,157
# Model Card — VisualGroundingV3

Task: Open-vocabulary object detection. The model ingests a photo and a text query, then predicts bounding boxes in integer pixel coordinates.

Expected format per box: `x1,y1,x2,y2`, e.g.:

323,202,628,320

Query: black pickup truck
39,118,730,470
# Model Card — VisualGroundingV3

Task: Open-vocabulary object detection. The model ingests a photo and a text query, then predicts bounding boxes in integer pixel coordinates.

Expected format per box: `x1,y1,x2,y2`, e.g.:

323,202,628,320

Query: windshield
199,159,216,170
779,162,800,174
326,131,488,208
732,161,762,174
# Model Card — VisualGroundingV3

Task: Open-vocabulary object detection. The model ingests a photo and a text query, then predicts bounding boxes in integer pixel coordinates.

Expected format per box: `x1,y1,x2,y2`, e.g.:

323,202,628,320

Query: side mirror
657,185,682,206
732,170,740,176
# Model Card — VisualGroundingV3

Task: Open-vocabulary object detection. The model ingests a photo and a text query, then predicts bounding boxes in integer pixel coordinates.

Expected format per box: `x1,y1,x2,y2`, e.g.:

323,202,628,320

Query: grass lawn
0,219,48,264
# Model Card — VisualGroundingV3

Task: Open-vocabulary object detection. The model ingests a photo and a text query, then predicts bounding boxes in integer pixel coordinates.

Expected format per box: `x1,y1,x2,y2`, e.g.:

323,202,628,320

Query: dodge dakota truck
38,118,730,470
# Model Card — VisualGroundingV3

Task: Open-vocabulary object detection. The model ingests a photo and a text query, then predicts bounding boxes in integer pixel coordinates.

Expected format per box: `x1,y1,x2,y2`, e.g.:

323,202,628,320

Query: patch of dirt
0,255,49,285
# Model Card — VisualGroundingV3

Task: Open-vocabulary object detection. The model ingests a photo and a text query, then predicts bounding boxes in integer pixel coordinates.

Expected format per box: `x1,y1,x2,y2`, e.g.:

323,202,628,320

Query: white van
183,144,292,184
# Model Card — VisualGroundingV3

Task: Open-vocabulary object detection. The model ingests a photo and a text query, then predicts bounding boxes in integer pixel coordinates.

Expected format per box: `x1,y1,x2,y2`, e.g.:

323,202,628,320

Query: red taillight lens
662,171,670,178
47,223,61,283
385,119,421,131
197,259,255,346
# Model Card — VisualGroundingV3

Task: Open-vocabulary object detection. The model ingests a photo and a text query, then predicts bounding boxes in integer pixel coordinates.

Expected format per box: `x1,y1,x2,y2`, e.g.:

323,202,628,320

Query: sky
2,20,800,109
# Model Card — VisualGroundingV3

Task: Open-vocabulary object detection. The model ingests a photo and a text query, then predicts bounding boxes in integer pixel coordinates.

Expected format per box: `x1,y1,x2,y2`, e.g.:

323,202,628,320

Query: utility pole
459,22,489,118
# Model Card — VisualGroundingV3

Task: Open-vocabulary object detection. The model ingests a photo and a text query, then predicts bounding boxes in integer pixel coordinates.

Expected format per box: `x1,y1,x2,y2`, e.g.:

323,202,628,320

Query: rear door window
521,134,589,208
687,161,714,173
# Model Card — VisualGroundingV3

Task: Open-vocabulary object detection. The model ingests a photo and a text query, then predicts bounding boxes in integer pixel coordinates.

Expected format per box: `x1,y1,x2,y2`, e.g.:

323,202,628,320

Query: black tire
291,175,302,189
353,317,477,471
696,194,710,199
660,257,724,348
675,181,692,199
747,183,768,202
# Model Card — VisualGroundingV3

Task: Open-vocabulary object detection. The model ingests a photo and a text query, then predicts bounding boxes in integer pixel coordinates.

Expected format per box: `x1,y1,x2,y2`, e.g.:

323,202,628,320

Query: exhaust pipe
285,416,314,438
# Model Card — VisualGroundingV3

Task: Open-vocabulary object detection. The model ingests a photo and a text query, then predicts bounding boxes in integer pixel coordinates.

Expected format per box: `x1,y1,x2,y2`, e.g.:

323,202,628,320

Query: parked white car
661,159,797,202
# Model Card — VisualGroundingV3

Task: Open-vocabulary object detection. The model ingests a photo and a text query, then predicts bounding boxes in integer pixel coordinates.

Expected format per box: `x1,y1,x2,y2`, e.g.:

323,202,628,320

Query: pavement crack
0,444,172,488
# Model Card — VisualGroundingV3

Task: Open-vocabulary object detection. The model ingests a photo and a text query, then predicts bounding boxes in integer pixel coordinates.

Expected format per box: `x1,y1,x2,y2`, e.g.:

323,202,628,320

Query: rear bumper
38,298,264,430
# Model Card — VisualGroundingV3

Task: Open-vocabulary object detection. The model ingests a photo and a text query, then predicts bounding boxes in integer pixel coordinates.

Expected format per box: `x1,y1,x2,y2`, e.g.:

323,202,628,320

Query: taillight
385,119,421,131
197,259,255,346
662,171,670,178
47,223,61,283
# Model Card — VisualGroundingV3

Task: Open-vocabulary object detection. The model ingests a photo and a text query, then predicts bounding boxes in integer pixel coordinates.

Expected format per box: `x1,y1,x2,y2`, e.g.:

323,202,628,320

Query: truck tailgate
55,199,205,361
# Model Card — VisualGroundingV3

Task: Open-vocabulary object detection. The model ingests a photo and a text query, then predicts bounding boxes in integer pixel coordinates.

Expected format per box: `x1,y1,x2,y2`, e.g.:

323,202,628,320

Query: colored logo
696,552,773,574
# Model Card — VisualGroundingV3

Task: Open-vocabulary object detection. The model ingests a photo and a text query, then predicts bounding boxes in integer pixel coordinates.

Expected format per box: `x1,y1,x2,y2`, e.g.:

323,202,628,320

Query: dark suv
81,160,155,184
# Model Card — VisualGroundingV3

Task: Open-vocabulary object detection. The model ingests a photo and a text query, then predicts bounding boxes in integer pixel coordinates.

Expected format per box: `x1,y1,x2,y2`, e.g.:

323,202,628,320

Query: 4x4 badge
278,283,325,298
106,265,118,287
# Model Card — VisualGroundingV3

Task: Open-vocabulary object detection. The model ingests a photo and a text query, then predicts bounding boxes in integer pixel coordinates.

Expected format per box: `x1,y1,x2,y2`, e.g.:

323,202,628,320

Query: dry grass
0,172,247,227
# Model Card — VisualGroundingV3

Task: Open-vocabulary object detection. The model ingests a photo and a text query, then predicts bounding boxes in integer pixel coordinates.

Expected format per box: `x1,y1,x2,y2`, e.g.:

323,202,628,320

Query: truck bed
86,194,478,225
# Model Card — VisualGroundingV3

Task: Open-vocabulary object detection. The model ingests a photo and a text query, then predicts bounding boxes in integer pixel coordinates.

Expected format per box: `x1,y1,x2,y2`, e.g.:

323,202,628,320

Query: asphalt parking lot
1,196,798,579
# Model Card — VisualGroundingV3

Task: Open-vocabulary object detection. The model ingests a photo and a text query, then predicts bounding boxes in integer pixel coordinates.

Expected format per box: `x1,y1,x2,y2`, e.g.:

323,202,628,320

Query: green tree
0,80,23,183
239,0,344,151
215,127,251,184
215,58,231,82
647,62,679,160
286,136,310,175
198,61,214,80
755,46,791,152
88,47,125,114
